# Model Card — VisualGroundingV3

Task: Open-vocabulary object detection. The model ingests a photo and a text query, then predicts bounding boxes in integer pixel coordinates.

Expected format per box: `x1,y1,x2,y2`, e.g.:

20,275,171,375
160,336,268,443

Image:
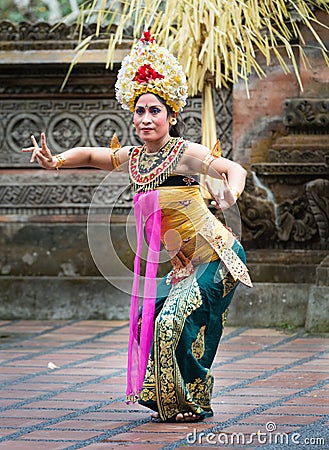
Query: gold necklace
129,137,187,192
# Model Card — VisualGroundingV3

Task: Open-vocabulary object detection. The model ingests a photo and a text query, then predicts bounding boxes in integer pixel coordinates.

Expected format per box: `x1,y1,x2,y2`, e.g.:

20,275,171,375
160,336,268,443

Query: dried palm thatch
69,0,329,96
67,0,328,199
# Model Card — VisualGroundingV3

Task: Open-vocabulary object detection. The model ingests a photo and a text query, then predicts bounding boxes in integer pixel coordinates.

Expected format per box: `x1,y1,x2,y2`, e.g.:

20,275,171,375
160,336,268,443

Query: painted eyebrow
135,104,164,109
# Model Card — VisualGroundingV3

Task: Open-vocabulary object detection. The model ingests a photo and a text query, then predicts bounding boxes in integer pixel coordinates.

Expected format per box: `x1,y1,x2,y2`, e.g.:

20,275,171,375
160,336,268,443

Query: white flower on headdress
115,30,188,112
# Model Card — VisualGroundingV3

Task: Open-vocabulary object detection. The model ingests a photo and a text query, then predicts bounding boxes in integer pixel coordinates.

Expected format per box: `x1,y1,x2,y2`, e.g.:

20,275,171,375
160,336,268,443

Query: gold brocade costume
128,140,252,421
138,182,251,421
115,31,252,421
159,185,252,291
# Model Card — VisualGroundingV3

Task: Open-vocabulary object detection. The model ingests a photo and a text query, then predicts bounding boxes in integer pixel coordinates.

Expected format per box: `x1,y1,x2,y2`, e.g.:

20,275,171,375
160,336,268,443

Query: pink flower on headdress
133,64,164,84
141,30,155,43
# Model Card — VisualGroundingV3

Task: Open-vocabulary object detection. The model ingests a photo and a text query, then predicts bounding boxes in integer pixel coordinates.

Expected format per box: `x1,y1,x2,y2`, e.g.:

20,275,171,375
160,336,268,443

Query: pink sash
126,190,161,401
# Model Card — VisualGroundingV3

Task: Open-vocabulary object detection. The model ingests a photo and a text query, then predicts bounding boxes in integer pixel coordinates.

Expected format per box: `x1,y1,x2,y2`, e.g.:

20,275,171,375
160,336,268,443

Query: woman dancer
23,30,252,423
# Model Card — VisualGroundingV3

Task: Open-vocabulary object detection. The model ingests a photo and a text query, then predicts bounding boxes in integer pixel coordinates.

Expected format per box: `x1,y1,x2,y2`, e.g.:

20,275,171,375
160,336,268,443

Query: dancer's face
133,93,170,145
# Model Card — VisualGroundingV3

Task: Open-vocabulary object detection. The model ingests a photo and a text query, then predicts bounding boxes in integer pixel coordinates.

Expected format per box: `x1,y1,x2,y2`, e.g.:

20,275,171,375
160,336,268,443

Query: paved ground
0,320,328,449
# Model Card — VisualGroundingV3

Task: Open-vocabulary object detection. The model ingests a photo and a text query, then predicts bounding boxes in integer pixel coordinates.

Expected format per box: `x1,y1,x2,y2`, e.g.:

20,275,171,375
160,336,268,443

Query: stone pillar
306,255,329,332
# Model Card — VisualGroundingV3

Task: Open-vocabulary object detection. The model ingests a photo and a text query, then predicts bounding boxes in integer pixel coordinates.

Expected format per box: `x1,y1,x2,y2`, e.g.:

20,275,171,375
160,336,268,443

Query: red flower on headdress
141,30,155,43
133,64,164,84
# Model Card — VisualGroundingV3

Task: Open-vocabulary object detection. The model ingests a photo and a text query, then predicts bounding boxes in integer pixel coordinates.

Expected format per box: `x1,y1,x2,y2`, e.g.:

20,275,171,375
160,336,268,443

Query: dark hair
134,93,185,137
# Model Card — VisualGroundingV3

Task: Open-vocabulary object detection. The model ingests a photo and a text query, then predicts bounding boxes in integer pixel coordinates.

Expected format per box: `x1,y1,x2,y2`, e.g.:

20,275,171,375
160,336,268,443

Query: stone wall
0,19,328,331
231,11,329,331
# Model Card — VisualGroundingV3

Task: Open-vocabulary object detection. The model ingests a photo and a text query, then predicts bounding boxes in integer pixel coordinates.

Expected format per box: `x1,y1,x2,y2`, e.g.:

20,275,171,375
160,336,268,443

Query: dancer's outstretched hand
22,132,56,169
206,173,237,210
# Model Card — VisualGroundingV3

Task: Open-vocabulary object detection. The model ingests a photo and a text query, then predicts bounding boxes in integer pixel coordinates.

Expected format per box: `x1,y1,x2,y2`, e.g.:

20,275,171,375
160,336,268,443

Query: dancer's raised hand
206,172,239,210
22,132,56,169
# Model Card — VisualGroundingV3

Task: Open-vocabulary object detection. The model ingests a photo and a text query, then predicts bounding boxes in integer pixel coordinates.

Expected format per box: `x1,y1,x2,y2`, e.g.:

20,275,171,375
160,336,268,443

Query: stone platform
0,320,328,449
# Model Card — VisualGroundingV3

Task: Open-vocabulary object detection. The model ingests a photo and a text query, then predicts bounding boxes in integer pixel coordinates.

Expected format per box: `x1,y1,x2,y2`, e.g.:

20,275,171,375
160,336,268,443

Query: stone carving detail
240,171,329,247
213,87,233,158
249,96,329,248
240,173,277,243
0,182,133,209
0,184,93,206
240,186,321,246
49,114,87,149
89,114,129,147
92,184,134,207
277,196,318,243
0,99,134,165
0,20,107,50
254,163,329,177
268,149,325,163
283,98,329,132
181,110,203,144
306,179,329,244
7,114,45,154
0,90,232,166
240,192,277,243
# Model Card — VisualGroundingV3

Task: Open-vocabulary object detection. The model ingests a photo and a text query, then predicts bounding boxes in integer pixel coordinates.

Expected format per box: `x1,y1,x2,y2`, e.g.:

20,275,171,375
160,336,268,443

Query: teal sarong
139,239,245,421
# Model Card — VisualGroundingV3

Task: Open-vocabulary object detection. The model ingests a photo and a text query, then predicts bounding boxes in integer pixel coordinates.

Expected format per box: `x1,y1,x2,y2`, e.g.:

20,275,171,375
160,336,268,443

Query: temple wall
231,12,329,332
0,19,328,330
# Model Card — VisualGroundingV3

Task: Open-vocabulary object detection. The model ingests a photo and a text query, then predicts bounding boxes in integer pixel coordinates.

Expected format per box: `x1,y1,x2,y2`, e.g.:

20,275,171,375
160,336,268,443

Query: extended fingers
205,180,215,199
31,134,38,147
205,180,219,205
221,172,230,188
21,146,36,153
22,133,51,163
22,135,38,153
21,135,39,162
41,132,48,152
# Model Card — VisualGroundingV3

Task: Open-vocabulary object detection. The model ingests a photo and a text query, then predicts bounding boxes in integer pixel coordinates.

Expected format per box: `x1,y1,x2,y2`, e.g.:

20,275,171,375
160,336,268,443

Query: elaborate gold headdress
115,30,188,113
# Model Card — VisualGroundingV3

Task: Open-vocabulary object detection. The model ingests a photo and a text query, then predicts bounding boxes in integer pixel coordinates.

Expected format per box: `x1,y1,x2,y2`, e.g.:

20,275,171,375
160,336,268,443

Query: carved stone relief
283,98,329,132
0,99,132,166
0,21,112,50
249,97,329,249
213,87,233,158
0,91,231,168
277,196,318,243
0,171,133,216
240,174,326,248
306,179,329,244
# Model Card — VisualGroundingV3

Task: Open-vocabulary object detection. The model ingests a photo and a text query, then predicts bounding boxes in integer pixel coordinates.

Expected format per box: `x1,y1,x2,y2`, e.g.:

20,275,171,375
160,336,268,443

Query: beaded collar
129,137,187,192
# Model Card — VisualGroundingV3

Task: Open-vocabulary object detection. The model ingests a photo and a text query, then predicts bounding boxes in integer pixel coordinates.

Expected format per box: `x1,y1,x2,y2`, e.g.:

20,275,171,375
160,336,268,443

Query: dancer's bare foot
175,412,201,422
150,411,202,422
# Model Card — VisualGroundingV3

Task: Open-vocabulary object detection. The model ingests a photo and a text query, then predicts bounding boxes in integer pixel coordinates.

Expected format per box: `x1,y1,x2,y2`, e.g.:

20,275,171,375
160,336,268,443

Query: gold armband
201,154,215,176
110,133,122,171
55,154,65,170
110,149,121,171
201,140,222,176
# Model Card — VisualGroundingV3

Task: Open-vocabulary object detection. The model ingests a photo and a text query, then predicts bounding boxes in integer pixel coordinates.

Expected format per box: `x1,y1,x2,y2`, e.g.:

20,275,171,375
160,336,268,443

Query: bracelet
55,154,65,170
110,132,122,171
230,187,241,200
111,149,122,171
201,153,215,176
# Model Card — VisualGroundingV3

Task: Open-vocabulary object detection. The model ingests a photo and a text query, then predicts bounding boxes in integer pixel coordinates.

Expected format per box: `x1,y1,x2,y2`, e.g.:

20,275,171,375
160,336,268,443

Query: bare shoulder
117,145,132,162
176,141,210,173
177,140,245,176
184,141,209,159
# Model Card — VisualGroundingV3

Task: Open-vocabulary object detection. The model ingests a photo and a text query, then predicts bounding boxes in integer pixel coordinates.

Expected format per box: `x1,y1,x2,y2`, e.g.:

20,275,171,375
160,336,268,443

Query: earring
132,123,136,128
169,117,177,126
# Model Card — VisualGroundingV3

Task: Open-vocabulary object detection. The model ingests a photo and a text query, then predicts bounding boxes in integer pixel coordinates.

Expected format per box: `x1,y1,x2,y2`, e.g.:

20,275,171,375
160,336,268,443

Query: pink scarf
126,190,161,401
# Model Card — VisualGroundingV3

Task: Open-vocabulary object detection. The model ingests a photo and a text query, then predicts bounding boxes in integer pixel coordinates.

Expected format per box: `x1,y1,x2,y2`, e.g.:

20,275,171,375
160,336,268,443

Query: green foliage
0,0,84,23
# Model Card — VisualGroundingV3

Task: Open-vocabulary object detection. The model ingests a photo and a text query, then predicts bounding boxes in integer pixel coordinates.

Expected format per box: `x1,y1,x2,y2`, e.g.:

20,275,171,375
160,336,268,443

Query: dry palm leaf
65,0,328,201
68,0,328,94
